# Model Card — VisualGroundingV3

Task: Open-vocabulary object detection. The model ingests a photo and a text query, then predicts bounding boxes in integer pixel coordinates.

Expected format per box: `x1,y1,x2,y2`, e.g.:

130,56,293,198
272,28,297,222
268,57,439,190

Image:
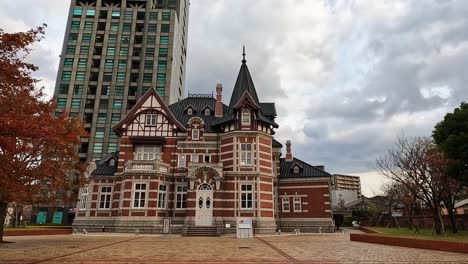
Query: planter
350,233,468,254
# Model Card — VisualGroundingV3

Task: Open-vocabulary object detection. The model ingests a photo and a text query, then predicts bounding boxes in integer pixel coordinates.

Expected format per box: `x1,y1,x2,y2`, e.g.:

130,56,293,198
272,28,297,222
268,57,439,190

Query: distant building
331,174,362,198
331,190,358,209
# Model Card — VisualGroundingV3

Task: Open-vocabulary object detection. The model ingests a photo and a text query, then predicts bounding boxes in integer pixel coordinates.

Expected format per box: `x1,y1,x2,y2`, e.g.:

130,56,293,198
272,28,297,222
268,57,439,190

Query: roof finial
242,45,246,64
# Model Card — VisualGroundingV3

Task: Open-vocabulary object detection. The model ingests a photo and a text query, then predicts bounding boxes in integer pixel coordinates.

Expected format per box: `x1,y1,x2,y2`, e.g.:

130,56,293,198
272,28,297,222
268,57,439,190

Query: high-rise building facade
53,0,189,162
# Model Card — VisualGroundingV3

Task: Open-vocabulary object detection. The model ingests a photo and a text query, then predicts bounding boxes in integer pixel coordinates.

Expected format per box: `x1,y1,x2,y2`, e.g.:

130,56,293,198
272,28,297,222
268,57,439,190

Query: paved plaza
1,232,468,264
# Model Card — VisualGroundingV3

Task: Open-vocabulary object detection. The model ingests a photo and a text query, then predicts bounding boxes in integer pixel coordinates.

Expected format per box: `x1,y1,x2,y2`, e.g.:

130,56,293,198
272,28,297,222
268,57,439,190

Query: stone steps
184,226,219,237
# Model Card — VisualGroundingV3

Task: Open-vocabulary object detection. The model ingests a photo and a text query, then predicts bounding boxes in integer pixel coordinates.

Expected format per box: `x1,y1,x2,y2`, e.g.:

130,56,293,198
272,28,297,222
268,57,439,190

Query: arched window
198,183,212,190
241,109,250,125
204,108,210,116
293,166,300,173
187,108,193,115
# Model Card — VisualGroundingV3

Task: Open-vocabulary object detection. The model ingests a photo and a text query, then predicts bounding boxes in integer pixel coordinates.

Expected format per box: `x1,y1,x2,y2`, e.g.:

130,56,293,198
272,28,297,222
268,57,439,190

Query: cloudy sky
2,0,468,196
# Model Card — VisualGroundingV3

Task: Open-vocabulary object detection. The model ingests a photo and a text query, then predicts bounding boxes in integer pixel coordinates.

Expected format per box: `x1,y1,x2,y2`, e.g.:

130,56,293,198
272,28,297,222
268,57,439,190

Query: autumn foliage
0,25,87,241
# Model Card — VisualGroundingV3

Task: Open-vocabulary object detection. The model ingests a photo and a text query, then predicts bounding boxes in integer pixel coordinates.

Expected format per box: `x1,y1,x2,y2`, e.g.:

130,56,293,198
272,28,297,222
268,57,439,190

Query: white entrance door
195,183,213,226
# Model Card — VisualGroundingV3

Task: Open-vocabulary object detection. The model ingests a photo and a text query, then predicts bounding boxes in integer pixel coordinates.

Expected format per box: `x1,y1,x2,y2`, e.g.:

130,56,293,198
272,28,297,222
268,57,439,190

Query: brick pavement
0,233,467,263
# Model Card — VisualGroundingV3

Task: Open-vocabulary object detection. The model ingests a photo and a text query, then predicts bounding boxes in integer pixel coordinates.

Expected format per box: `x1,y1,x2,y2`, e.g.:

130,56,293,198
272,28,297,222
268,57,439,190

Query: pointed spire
242,45,246,64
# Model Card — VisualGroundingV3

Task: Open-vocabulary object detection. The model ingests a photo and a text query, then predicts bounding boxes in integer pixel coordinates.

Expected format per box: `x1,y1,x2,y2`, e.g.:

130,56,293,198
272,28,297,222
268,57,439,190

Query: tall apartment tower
53,0,189,162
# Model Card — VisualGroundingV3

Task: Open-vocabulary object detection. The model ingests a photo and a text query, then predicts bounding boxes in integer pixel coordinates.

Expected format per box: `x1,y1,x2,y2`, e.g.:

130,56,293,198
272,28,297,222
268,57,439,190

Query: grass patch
369,227,468,242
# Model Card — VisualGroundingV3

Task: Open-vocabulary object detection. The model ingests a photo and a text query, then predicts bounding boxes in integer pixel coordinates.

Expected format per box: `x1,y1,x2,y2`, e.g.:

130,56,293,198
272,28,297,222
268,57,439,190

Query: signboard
238,218,252,229
36,211,47,224
162,218,171,234
52,212,63,224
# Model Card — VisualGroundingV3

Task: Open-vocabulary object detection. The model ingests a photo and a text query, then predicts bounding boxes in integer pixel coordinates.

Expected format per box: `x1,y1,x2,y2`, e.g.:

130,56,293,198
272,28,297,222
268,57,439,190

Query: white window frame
240,144,253,166
240,184,254,209
293,166,299,173
158,184,167,209
204,108,210,116
192,129,199,140
133,183,147,208
99,186,112,209
175,185,187,209
187,108,193,115
178,155,186,167
78,187,88,211
241,109,250,125
134,145,161,160
293,197,302,212
282,197,290,212
190,154,198,164
146,114,157,126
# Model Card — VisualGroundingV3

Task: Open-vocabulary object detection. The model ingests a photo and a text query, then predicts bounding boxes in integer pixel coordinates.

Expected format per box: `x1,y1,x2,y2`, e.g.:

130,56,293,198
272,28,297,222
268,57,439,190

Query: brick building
73,54,334,234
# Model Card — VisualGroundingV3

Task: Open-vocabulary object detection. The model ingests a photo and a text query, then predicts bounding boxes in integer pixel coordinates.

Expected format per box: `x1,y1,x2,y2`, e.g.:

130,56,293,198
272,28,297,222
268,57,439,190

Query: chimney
215,84,223,117
285,140,293,161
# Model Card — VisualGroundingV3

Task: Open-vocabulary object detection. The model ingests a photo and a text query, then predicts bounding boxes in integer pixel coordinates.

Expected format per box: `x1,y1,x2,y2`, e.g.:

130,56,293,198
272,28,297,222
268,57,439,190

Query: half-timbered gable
114,88,186,138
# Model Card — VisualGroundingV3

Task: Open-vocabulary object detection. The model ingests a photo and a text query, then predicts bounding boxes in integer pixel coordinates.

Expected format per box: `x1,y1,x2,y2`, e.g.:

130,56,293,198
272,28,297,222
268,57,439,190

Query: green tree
433,102,468,185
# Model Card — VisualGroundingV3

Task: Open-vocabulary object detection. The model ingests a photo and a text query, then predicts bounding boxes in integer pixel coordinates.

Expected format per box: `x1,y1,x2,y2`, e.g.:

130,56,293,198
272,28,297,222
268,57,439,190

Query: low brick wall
4,228,72,237
350,233,468,254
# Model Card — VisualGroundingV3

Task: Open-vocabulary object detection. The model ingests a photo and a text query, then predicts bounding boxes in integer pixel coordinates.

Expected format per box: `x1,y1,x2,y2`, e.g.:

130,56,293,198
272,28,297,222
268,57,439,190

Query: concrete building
331,190,358,209
53,0,189,162
73,54,334,234
331,174,362,198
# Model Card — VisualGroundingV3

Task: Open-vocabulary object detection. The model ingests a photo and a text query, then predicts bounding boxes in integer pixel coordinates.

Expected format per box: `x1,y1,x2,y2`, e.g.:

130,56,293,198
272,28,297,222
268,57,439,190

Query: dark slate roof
279,157,331,179
91,152,118,176
260,103,277,117
227,62,261,112
168,97,229,132
272,139,283,148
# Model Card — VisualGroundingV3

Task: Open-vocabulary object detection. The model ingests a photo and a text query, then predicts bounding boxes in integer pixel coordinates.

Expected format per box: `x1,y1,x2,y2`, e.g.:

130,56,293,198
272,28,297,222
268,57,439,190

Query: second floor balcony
124,160,170,173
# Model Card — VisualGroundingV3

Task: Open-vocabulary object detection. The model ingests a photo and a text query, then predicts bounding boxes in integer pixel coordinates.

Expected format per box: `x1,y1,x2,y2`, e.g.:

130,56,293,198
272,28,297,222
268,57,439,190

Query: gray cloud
2,0,468,196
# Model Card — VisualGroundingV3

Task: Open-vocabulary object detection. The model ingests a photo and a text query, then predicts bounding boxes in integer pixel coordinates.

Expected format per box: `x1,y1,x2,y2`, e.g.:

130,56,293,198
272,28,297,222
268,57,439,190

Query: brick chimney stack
215,84,223,117
285,140,293,161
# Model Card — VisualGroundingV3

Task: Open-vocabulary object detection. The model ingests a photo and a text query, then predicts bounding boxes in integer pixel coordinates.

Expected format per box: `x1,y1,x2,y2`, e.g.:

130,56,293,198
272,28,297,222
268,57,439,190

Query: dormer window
293,166,299,173
109,159,116,166
187,108,193,115
204,108,210,116
146,114,156,126
241,109,250,125
192,129,199,140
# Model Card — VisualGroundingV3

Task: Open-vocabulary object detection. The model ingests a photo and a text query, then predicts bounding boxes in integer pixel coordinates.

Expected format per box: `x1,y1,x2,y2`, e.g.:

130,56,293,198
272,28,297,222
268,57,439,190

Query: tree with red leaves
0,25,87,242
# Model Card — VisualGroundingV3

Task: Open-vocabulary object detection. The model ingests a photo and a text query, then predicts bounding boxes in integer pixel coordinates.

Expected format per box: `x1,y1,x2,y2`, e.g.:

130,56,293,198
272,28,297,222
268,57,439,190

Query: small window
147,35,156,45
97,113,107,124
156,87,165,97
104,59,114,68
111,11,120,18
175,185,187,209
79,46,89,55
99,186,112,209
144,60,154,70
157,60,167,71
110,22,119,31
59,84,69,94
73,9,83,17
158,184,167,209
293,166,300,173
240,144,253,166
133,183,147,208
61,71,72,81
178,155,186,167
78,187,88,211
119,47,129,56
118,60,127,69
146,114,156,126
187,108,193,115
282,198,290,212
123,23,131,32
74,85,83,95
293,197,302,212
124,11,133,20
57,98,67,108
107,47,116,56
68,33,78,42
103,72,113,82
75,71,86,81
160,36,169,45
242,109,251,125
66,45,76,55
143,73,152,83
82,33,91,43
159,48,168,57
240,184,253,209
190,154,199,164
148,24,157,32
84,22,93,31
64,58,74,68
121,35,130,44
204,109,210,116
161,24,170,33
113,99,122,109
192,129,199,140
149,11,157,20
86,9,96,18
95,128,105,138
162,12,170,21
116,72,126,82
204,155,210,163
77,58,87,68
111,113,121,124
71,98,81,109
71,21,80,30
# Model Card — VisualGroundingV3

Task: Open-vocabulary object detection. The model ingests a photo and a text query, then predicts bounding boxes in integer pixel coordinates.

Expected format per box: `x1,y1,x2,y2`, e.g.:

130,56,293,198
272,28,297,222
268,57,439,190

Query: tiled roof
260,103,277,117
227,62,260,112
279,157,331,179
168,97,229,132
272,139,283,148
91,152,118,176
